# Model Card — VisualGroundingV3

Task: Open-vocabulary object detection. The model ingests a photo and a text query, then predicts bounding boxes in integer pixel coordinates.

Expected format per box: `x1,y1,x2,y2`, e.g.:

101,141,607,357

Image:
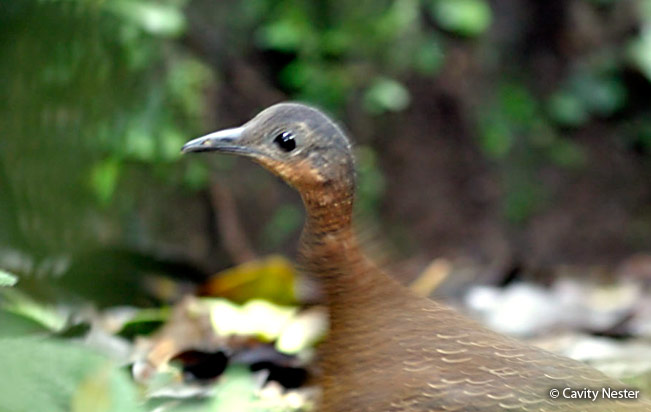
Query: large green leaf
0,337,143,412
0,309,50,337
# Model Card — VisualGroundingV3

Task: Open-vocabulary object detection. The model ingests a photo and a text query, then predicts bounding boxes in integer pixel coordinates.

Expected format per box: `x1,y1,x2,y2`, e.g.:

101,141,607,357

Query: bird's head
182,103,356,196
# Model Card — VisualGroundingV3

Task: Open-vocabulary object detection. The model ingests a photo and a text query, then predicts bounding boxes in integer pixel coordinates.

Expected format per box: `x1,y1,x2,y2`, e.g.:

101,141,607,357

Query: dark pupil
274,131,296,152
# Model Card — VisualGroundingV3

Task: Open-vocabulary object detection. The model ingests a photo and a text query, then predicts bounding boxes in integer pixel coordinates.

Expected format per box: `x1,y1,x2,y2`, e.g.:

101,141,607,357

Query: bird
182,103,651,412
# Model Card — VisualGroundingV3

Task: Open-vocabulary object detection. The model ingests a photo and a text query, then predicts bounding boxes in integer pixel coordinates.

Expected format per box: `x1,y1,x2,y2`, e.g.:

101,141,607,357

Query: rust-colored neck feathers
301,179,354,237
297,179,373,302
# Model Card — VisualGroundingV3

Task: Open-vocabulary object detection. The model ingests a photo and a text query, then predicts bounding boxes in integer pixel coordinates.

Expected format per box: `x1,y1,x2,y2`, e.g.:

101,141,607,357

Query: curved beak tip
181,126,246,155
180,138,207,153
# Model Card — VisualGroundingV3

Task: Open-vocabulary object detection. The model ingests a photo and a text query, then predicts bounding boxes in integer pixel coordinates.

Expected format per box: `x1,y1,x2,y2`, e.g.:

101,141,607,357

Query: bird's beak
181,126,249,154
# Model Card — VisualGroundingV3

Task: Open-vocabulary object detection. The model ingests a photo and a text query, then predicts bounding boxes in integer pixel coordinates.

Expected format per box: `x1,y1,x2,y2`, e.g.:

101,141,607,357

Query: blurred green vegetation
2,0,651,409
4,0,649,272
1,0,212,259
0,336,143,412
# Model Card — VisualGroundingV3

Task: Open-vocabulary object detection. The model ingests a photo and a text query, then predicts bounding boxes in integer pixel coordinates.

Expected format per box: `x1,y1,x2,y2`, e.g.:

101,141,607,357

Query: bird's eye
273,131,296,152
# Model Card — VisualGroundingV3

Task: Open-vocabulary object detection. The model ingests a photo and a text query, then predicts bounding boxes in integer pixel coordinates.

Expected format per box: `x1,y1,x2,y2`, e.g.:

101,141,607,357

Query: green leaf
279,61,312,90
0,269,17,287
106,0,186,38
166,58,214,119
572,74,627,116
547,92,589,127
117,307,170,339
479,116,514,159
0,337,143,412
414,38,444,75
125,126,157,161
0,308,50,337
147,366,259,412
500,83,537,125
548,73,626,126
429,0,492,37
375,0,420,37
209,366,258,412
90,159,121,205
0,288,67,332
363,77,411,114
204,256,299,306
256,18,307,52
629,28,651,81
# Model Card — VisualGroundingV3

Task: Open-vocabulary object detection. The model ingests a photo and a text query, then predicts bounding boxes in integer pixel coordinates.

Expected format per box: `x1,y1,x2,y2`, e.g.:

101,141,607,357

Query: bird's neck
298,185,403,307
300,184,354,236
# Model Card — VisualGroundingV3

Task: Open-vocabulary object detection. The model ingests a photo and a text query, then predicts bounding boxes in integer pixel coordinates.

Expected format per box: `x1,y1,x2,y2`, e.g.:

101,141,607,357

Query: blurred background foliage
1,0,651,294
2,0,650,280
1,0,650,296
2,0,651,408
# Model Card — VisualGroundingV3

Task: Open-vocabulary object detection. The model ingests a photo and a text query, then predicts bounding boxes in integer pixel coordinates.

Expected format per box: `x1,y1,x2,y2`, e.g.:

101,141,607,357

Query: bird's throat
298,184,402,309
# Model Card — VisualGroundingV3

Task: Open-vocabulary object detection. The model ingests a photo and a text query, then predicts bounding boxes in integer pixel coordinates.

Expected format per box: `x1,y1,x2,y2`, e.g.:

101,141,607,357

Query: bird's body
303,226,647,411
183,103,651,412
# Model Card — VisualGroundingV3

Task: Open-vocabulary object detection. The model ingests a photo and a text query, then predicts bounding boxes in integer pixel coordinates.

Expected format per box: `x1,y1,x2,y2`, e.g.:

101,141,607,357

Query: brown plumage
182,103,651,412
